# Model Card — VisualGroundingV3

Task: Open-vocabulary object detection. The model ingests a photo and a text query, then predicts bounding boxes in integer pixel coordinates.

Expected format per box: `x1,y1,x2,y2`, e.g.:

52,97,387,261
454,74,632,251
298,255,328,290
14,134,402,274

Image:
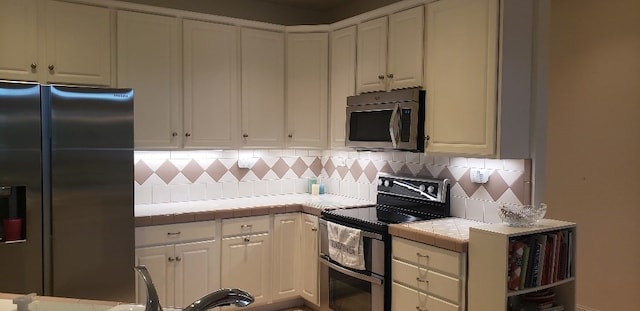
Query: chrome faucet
134,265,254,311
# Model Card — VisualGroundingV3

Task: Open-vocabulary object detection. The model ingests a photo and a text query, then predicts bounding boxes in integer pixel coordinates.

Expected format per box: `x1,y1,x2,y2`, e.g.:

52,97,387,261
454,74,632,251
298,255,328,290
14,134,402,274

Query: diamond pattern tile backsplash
135,149,531,223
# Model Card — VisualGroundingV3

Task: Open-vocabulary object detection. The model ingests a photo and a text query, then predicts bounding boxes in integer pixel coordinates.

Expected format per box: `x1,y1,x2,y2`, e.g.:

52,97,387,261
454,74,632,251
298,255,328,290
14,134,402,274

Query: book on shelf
508,239,527,290
519,243,531,290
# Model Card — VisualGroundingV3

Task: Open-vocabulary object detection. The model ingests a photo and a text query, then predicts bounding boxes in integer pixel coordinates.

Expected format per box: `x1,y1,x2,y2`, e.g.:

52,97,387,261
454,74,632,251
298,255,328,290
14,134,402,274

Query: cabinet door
357,16,388,93
174,240,220,308
329,26,356,149
286,33,328,148
221,234,271,305
425,0,498,155
272,214,300,300
117,11,181,149
300,214,320,305
387,6,424,90
135,245,175,307
241,28,285,147
183,20,240,149
45,1,111,86
0,0,38,82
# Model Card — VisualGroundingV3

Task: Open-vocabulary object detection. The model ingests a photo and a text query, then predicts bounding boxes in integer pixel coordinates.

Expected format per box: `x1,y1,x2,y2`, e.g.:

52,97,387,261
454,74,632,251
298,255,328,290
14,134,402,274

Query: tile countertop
389,217,486,253
135,193,375,226
0,293,119,311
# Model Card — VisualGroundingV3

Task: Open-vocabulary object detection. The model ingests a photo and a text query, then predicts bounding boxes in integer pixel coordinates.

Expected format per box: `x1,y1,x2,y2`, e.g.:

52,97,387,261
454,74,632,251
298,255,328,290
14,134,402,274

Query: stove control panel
377,173,449,203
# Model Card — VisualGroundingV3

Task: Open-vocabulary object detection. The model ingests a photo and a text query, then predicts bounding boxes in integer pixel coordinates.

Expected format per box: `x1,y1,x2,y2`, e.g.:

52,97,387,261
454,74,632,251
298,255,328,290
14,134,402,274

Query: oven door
346,101,421,151
318,219,385,311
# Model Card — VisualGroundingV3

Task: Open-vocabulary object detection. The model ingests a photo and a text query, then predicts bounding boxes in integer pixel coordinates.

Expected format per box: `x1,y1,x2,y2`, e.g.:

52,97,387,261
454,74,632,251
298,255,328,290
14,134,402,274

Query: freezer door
46,85,135,301
0,81,44,295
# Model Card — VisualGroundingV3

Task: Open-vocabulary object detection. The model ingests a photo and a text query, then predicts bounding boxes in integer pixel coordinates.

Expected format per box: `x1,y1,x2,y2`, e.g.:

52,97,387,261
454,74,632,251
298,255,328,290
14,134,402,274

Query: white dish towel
327,221,365,270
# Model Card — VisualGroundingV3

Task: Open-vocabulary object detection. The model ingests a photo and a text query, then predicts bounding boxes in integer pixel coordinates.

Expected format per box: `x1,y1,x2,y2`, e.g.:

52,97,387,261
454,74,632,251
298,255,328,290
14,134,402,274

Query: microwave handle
389,103,400,148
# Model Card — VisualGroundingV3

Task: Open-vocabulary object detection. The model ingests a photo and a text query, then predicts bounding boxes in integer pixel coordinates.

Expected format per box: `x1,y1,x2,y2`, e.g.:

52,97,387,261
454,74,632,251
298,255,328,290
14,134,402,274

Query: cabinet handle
311,227,318,232
242,134,249,138
378,74,385,80
241,224,253,229
30,63,37,70
415,307,427,311
288,134,293,138
387,73,394,79
416,277,428,283
168,257,175,262
416,252,429,259
185,133,191,137
244,237,251,242
167,231,181,236
175,256,182,262
172,132,178,137
48,64,55,71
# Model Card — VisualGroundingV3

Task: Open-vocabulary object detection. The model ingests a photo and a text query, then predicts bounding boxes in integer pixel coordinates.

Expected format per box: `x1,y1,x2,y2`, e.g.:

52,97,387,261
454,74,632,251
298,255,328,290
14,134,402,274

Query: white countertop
135,193,375,217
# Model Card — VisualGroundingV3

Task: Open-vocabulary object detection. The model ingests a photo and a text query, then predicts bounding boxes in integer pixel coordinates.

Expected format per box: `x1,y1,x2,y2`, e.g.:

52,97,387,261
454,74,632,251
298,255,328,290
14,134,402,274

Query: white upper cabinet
183,20,240,149
357,6,424,93
45,0,111,86
0,0,111,85
329,26,357,149
425,0,532,158
286,32,329,149
117,11,181,149
0,0,38,82
241,28,285,148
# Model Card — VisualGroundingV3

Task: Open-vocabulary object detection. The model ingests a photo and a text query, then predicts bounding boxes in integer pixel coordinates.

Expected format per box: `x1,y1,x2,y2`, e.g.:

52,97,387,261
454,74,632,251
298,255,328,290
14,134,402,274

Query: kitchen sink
108,304,181,311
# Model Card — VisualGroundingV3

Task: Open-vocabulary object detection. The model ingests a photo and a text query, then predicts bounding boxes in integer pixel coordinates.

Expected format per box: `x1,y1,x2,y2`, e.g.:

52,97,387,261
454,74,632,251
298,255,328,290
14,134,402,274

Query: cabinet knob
288,134,293,138
172,132,178,137
48,64,55,71
311,227,318,232
243,134,249,138
185,133,191,137
244,237,251,242
175,256,182,262
168,257,175,262
378,74,385,80
30,63,37,70
387,73,394,79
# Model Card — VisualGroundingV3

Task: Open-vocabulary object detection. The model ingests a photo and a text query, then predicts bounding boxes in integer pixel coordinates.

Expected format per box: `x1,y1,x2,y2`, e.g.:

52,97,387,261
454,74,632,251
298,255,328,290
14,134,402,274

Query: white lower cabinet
135,221,219,309
392,237,467,311
299,214,320,306
220,216,271,308
272,213,300,300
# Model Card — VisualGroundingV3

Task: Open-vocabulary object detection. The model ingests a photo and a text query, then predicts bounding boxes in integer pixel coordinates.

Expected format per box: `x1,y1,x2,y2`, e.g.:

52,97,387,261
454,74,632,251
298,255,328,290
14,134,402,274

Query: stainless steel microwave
346,88,425,152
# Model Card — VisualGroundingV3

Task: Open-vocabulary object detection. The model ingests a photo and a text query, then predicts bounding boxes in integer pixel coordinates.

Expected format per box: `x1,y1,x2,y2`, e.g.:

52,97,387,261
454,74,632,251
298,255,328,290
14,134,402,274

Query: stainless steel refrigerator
0,81,135,302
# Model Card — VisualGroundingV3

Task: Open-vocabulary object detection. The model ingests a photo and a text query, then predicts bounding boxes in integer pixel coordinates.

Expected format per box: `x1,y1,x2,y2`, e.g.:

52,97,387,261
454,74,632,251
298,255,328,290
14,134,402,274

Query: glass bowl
498,203,547,227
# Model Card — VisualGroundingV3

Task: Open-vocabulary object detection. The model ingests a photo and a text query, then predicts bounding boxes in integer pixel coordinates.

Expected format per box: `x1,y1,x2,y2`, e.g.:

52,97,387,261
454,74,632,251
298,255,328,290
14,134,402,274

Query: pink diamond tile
485,170,509,201
181,160,205,183
379,163,394,175
363,162,378,182
417,166,433,178
291,158,308,177
510,173,527,205
206,159,228,182
135,160,154,185
336,165,349,179
457,169,481,197
229,162,249,181
251,158,270,180
271,158,290,179
437,167,456,181
398,164,414,177
309,158,323,176
156,161,180,184
350,161,363,180
324,158,336,176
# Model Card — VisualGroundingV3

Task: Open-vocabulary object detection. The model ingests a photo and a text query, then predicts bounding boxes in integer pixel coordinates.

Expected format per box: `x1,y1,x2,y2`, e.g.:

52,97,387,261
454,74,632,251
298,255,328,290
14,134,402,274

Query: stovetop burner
321,173,451,234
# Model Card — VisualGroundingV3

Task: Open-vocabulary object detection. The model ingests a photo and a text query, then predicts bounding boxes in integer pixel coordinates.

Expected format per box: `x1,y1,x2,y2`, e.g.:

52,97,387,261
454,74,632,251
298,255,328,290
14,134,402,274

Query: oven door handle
319,254,383,285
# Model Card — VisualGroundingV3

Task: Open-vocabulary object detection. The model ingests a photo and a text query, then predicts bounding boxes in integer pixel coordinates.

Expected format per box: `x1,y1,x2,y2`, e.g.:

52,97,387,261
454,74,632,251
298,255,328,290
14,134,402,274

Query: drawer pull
416,307,427,311
167,231,181,236
241,224,253,229
416,277,428,283
244,237,251,242
416,252,429,258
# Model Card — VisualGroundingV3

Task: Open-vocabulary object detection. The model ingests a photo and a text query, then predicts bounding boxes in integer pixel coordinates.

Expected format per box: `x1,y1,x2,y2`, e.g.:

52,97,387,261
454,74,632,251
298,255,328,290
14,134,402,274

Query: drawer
392,282,460,311
135,220,216,247
392,259,461,303
222,215,270,237
393,237,462,276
